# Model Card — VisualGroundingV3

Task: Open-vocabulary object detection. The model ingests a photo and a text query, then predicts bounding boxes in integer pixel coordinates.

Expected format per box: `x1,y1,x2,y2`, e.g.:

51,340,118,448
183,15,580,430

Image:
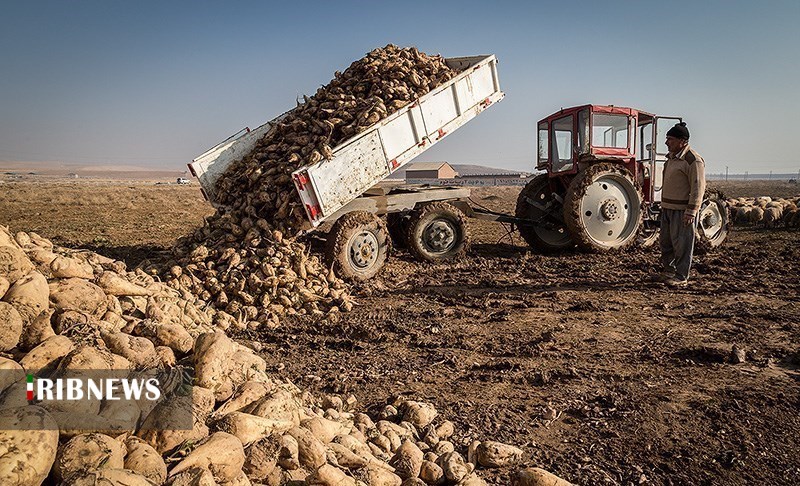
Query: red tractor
514,104,729,252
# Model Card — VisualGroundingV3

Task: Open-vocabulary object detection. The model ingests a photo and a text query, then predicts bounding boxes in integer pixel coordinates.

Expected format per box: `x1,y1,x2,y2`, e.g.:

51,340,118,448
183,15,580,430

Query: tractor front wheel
563,163,643,252
694,190,729,253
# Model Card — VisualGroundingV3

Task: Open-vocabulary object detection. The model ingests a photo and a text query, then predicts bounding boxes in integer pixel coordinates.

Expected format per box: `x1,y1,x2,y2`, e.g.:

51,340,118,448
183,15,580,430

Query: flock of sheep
727,195,800,229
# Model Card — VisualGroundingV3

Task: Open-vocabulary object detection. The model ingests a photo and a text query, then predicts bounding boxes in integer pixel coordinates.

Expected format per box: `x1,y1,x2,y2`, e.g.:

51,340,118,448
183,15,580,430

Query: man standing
658,122,706,287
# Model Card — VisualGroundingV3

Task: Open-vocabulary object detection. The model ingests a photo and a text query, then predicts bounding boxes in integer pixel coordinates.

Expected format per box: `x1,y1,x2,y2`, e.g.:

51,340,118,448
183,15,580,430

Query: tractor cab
516,104,726,253
535,104,681,204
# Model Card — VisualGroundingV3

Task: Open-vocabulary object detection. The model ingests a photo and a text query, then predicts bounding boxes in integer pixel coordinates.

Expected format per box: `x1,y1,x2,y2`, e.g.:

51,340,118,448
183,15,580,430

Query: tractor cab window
551,115,574,172
578,109,590,155
638,122,653,161
655,117,679,156
537,121,548,167
591,114,629,149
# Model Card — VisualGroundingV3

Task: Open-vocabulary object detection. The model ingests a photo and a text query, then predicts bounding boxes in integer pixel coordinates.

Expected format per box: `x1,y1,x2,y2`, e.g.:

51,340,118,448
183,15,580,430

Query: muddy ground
1,177,798,485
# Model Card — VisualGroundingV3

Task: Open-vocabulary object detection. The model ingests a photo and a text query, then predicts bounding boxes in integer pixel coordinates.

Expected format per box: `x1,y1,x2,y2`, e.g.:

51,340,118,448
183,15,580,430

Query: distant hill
0,161,186,180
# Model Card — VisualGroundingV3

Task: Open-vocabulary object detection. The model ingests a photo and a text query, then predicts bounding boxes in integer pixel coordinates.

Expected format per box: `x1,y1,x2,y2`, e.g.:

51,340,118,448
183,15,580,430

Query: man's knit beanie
666,122,690,140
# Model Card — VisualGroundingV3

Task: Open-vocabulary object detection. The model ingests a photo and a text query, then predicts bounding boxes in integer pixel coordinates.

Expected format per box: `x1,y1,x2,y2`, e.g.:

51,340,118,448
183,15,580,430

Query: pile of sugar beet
164,43,463,331
0,45,573,486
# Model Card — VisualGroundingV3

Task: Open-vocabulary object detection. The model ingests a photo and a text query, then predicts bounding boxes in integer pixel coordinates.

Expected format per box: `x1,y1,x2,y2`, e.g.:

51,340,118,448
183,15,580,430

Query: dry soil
1,176,798,485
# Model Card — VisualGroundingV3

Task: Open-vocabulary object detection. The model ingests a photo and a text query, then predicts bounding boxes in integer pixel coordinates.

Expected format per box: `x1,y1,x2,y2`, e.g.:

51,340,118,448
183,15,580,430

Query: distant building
405,162,458,180
405,162,531,186
66,173,79,178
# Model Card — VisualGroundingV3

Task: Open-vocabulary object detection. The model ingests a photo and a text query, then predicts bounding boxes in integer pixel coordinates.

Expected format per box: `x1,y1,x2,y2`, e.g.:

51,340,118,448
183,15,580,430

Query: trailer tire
326,211,391,281
406,202,469,263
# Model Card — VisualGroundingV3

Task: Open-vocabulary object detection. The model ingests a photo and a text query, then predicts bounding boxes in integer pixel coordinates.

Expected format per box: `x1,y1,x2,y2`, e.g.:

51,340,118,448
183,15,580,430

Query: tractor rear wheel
563,163,642,252
694,190,729,253
515,174,573,253
326,211,391,281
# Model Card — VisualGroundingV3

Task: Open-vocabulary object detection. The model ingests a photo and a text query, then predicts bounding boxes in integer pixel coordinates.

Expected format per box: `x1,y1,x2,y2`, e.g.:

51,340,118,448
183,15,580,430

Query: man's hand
683,212,695,226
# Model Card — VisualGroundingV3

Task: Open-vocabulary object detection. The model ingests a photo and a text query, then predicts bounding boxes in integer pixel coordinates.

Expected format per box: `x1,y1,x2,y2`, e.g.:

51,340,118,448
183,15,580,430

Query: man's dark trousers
659,208,695,281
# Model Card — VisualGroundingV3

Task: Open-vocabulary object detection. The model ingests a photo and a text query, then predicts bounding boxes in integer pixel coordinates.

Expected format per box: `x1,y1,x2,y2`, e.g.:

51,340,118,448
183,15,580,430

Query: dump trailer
190,54,504,280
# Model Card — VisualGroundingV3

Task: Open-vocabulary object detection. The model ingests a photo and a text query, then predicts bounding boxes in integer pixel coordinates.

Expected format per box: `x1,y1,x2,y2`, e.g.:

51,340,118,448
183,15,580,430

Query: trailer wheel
406,202,469,263
694,189,729,254
515,174,573,253
326,211,391,281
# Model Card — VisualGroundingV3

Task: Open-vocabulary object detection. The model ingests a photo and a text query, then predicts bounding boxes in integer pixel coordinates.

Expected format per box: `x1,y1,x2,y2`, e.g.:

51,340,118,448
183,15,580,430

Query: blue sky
0,0,798,174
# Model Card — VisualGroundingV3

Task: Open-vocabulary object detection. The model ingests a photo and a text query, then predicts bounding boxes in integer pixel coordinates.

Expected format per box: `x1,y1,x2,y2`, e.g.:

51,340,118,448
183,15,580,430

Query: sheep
749,206,765,225
783,209,798,227
735,206,751,225
790,209,800,229
763,207,782,228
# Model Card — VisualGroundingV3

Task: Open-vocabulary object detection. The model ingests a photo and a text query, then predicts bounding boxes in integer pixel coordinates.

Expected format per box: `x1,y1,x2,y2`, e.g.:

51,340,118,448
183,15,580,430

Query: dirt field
1,176,798,485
